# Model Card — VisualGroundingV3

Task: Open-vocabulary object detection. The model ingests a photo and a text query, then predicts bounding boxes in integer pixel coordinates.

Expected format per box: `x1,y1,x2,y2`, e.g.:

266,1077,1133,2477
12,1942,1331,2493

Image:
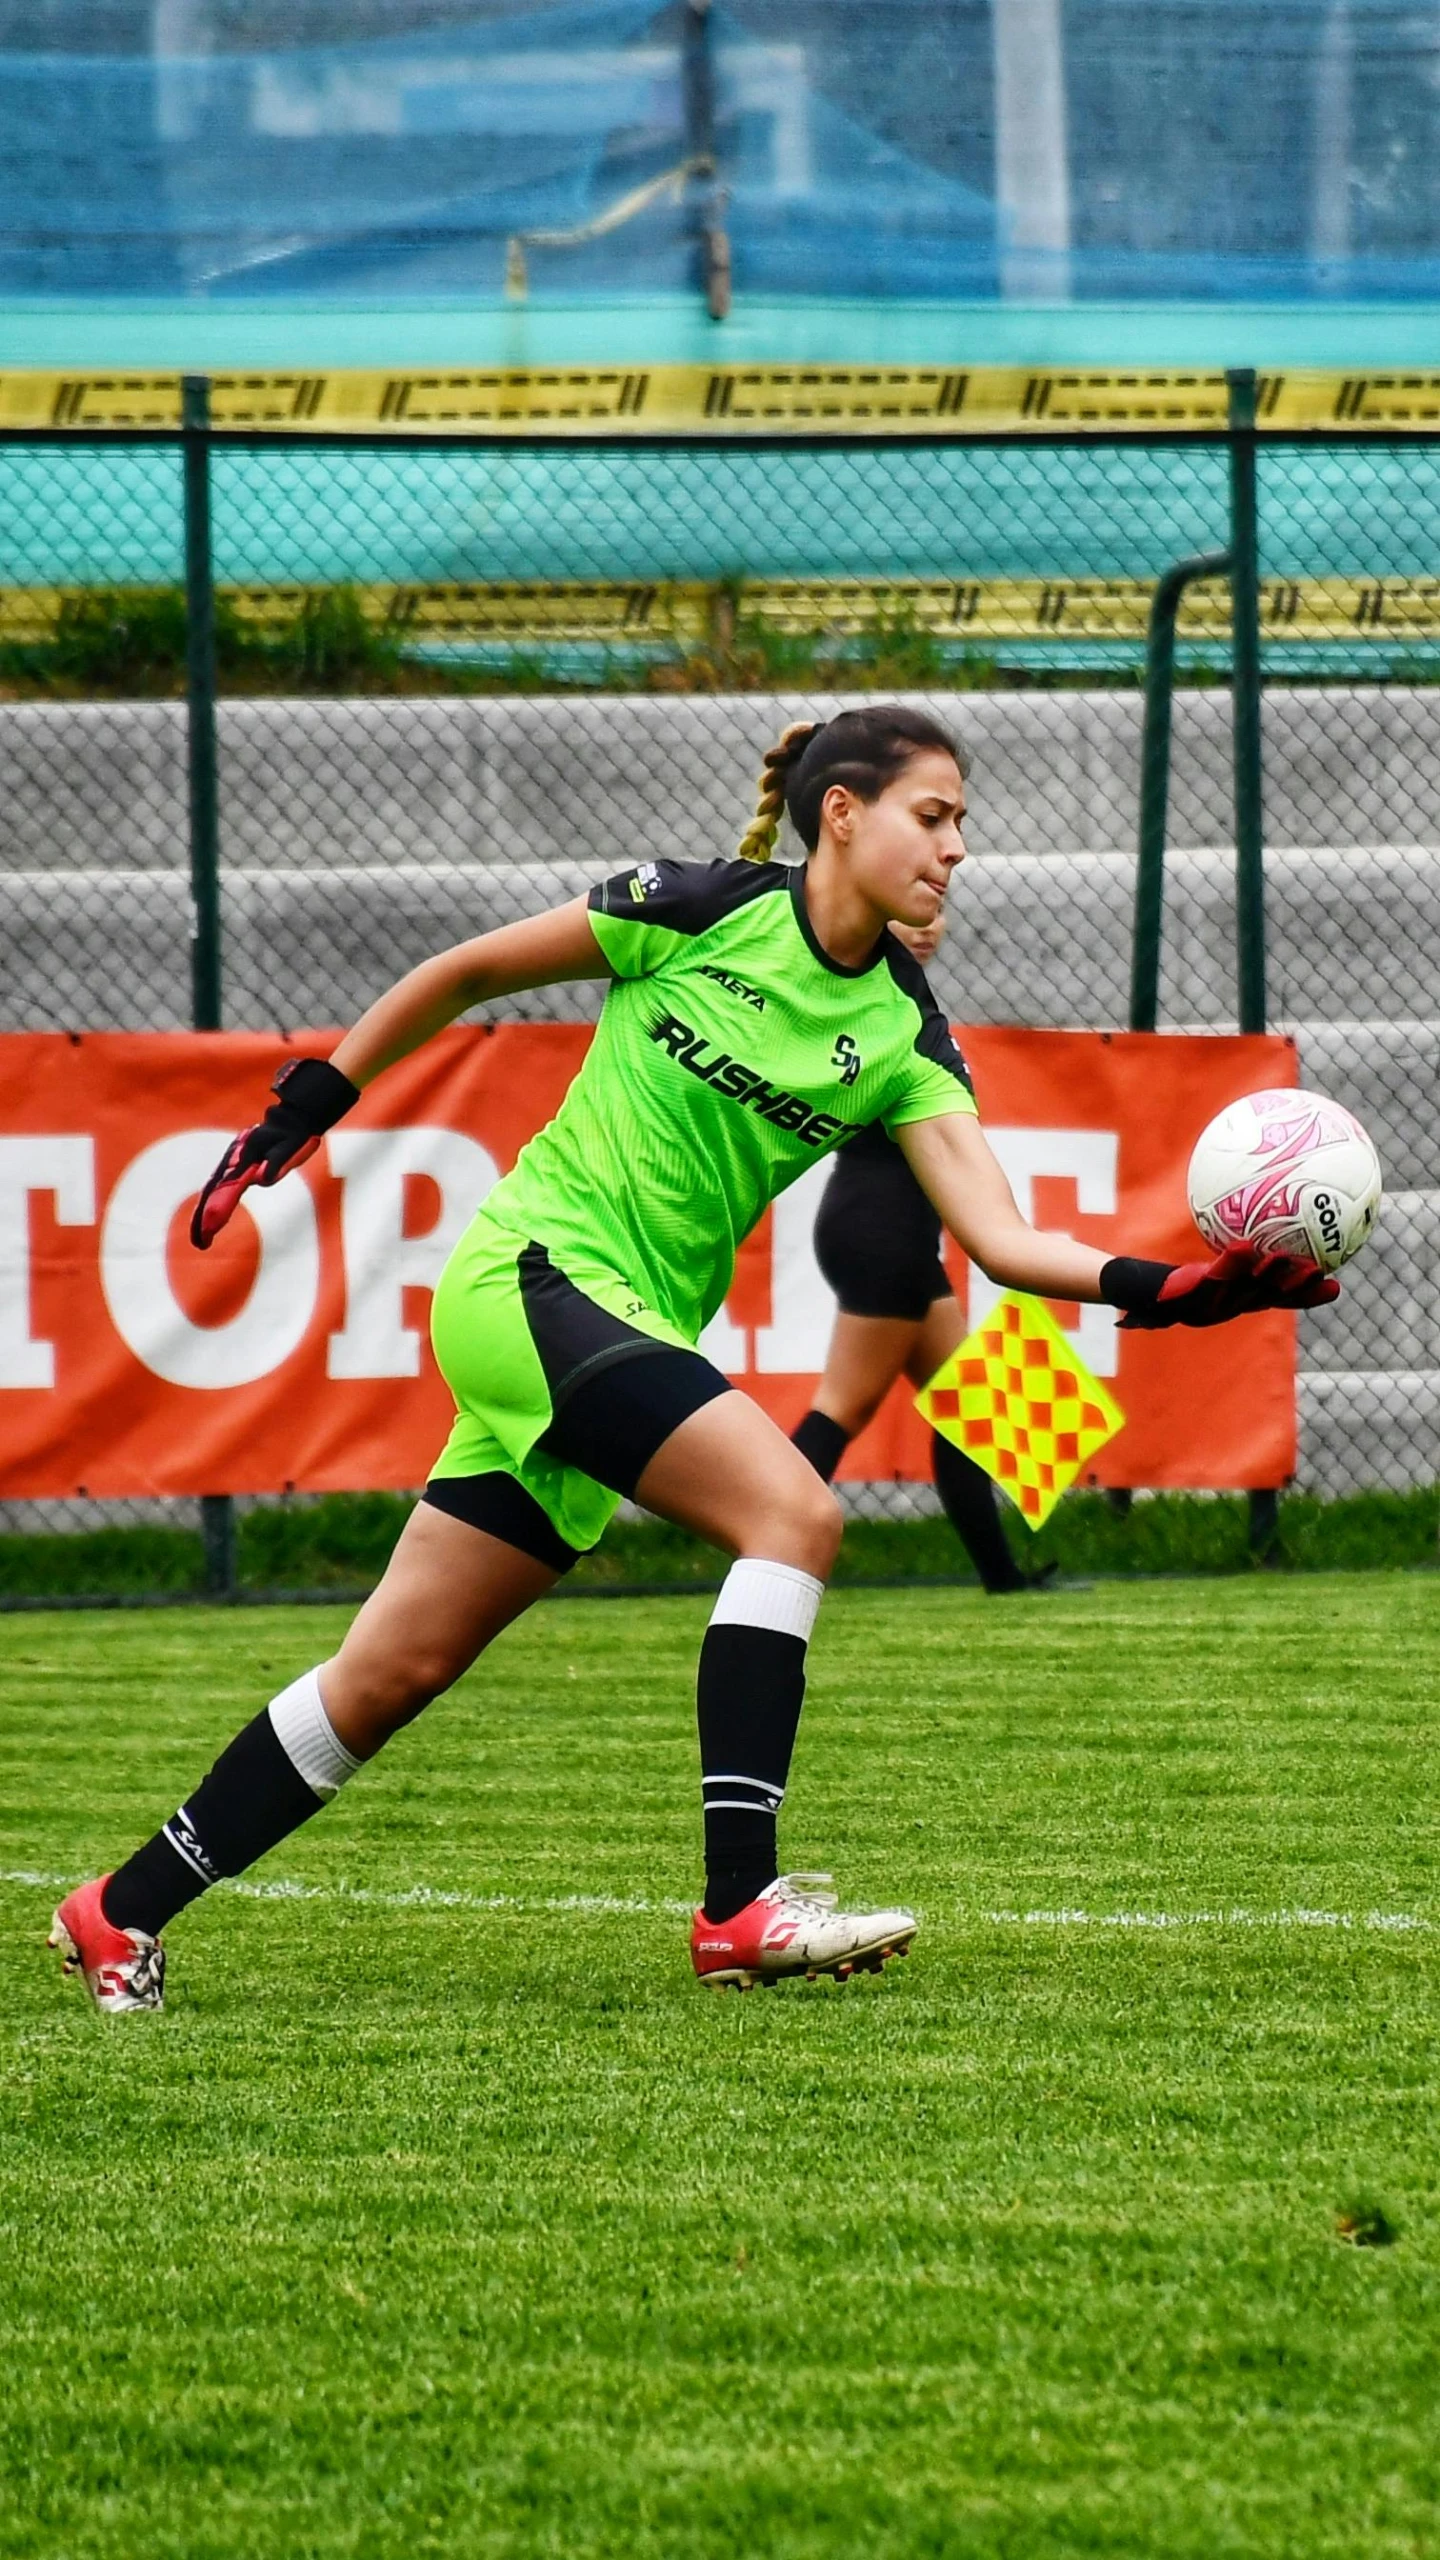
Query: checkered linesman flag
914,1293,1125,1530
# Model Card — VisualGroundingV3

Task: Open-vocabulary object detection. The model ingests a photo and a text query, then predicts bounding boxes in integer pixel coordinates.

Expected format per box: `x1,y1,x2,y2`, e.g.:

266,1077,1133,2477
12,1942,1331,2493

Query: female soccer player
49,706,1334,2011
792,914,1054,1595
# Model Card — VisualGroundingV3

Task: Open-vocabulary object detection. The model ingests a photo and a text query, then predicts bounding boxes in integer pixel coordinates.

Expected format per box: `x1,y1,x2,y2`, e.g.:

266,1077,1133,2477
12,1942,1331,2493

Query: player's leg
50,1486,570,2011
630,1388,917,1985
457,1244,915,1985
53,1224,605,2011
904,1297,1045,1595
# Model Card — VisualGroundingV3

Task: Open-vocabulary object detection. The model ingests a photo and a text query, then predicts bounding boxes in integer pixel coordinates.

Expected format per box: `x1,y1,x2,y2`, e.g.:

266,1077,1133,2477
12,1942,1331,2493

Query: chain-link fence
2,371,1436,1588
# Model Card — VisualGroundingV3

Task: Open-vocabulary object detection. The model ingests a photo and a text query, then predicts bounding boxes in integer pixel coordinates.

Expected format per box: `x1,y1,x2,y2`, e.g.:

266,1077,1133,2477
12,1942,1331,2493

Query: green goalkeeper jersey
477,858,977,1342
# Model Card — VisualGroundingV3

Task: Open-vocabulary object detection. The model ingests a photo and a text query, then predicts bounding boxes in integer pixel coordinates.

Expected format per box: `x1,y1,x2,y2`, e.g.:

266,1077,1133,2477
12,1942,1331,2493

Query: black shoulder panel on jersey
881,937,975,1093
588,857,788,934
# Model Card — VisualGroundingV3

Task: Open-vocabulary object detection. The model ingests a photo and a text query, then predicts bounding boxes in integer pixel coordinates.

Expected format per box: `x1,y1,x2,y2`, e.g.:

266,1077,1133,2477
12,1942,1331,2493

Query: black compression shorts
423,1335,732,1572
814,1136,952,1323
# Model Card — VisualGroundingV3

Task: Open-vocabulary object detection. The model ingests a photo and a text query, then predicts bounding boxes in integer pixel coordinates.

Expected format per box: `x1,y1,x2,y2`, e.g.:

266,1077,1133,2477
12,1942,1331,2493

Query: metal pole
1227,367,1267,1036
1131,550,1231,1032
181,374,236,1599
201,1493,238,1597
182,374,222,1033
682,0,730,318
1226,370,1280,1556
1248,1486,1281,1563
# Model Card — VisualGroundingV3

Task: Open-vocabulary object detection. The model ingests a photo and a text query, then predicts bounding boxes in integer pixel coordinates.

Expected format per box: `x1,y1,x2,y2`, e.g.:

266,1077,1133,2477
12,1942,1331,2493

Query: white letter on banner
100,1131,320,1389
0,1138,97,1388
326,1128,498,1379
755,1158,838,1375
969,1128,1120,1377
698,1297,748,1372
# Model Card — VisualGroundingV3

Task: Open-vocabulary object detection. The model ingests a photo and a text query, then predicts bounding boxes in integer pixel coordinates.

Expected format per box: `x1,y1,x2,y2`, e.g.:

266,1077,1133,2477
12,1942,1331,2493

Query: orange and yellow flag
914,1292,1125,1531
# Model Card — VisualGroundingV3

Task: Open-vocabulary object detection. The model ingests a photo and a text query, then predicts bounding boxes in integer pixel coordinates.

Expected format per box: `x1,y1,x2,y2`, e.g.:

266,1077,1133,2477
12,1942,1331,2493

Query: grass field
3,1576,1436,2559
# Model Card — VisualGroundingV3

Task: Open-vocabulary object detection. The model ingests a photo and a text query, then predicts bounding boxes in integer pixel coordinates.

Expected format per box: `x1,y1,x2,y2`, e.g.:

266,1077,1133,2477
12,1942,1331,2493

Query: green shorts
429,1209,725,1555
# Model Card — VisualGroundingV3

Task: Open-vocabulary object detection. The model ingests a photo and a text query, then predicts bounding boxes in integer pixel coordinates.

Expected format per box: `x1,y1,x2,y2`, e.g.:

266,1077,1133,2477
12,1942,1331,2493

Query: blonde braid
735,720,822,863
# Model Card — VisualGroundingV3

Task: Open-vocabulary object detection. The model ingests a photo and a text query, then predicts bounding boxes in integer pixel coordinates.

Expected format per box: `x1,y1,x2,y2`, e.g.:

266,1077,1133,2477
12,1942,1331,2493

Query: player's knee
758,1471,842,1577
334,1642,457,1735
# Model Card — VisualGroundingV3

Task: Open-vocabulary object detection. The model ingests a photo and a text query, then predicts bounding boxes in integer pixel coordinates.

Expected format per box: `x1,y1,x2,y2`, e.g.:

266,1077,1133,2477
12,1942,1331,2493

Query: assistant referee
791,925,1051,1593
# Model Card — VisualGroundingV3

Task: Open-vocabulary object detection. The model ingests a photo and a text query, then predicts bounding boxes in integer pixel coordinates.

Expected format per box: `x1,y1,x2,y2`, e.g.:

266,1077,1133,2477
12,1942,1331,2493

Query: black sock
102,1711,324,1937
791,1408,850,1485
931,1431,1027,1593
698,1571,818,1921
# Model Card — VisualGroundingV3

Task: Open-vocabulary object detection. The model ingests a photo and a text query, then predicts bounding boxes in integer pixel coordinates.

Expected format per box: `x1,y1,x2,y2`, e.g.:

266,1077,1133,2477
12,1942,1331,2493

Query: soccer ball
1186,1089,1383,1274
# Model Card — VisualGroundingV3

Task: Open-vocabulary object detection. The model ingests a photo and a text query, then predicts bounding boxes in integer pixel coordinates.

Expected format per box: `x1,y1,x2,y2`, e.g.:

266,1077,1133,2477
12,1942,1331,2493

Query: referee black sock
101,1669,360,1938
791,1408,851,1484
931,1431,1027,1593
697,1559,824,1923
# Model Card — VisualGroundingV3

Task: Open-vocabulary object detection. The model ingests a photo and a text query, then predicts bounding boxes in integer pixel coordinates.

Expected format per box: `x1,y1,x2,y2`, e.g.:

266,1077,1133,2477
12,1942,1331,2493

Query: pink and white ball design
1186,1089,1383,1274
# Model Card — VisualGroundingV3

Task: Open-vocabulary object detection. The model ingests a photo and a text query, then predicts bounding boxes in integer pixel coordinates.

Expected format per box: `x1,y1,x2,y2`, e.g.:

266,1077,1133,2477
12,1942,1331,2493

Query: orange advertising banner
0,1024,1297,1501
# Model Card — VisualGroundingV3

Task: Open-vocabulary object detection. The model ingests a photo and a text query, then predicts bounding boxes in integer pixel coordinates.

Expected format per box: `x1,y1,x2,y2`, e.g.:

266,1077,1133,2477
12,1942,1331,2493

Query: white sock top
708,1557,825,1644
267,1666,361,1802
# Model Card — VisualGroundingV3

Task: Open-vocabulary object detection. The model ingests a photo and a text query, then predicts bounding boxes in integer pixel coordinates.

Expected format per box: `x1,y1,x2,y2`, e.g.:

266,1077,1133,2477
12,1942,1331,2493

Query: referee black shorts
814,1142,953,1324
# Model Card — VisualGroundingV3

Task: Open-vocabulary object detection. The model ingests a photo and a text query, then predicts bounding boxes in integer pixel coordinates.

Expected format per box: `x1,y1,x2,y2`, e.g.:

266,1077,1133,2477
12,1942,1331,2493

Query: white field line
0,1868,691,1918
982,1907,1435,1935
2,1868,1433,1934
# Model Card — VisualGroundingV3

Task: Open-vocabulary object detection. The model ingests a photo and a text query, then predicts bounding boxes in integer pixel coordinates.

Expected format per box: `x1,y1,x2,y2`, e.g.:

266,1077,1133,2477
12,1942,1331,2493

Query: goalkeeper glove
190,1057,359,1250
1101,1242,1340,1330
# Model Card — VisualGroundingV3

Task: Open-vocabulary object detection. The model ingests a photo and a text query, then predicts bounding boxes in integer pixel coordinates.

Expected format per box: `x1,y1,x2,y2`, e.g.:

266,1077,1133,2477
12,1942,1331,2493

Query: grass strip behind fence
1,1487,1435,1605
0,582,1156,697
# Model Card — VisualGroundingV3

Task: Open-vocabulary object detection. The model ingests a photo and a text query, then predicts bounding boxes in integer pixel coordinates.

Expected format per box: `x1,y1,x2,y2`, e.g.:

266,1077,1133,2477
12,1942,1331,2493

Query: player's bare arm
190,899,609,1248
900,1108,1339,1329
899,1112,1111,1302
330,897,610,1088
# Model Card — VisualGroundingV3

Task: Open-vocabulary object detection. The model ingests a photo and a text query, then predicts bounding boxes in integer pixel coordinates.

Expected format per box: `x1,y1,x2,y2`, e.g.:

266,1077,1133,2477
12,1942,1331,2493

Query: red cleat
48,1877,165,2013
690,1872,917,1989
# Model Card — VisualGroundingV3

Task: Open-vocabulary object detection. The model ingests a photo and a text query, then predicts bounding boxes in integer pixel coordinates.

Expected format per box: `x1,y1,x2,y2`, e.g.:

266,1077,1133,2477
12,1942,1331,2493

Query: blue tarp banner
1,0,1437,304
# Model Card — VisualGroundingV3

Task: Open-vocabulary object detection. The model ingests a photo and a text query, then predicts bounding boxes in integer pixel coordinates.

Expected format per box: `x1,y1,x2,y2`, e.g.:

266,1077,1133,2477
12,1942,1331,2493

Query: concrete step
1297,1370,1440,1495
1298,1193,1440,1375
11,844,1440,1039
8,688,1440,871
0,863,608,1032
928,846,1440,1030
1292,1023,1440,1193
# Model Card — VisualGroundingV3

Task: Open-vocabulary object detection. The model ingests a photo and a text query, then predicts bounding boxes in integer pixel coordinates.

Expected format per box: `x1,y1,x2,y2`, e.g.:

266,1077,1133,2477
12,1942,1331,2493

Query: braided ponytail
735,721,822,863
733,704,966,867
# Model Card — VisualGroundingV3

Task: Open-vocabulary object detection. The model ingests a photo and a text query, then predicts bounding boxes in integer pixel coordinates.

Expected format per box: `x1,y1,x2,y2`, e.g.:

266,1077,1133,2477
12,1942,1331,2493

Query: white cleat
690,1872,917,1989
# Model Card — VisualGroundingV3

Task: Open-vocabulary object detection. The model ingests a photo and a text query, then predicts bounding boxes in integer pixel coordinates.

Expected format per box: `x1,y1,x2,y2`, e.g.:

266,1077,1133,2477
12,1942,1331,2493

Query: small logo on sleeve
628,864,663,903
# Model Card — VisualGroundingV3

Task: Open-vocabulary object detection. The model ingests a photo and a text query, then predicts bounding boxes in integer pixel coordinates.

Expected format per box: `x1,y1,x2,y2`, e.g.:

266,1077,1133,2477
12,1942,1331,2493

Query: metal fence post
1227,368,1267,1036
1131,550,1232,1032
181,372,236,1598
683,0,730,318
182,376,222,1033
1226,370,1283,1558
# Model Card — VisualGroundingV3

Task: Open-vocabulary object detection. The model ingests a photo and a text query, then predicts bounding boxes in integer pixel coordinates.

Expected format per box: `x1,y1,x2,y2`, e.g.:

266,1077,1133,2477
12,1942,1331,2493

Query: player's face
829,750,967,928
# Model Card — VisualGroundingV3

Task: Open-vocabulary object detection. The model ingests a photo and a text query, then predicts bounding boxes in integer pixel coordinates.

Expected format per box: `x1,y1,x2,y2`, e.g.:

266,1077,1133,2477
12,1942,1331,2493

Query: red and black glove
1101,1242,1340,1330
190,1057,359,1250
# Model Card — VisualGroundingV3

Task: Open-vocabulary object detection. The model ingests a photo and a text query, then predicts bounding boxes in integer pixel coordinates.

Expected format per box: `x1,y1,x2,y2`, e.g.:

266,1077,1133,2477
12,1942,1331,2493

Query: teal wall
2,296,1439,374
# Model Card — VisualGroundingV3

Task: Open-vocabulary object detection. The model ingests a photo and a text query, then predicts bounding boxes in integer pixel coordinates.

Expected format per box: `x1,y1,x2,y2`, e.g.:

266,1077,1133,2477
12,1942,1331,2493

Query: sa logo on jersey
627,864,663,903
831,1033,862,1087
